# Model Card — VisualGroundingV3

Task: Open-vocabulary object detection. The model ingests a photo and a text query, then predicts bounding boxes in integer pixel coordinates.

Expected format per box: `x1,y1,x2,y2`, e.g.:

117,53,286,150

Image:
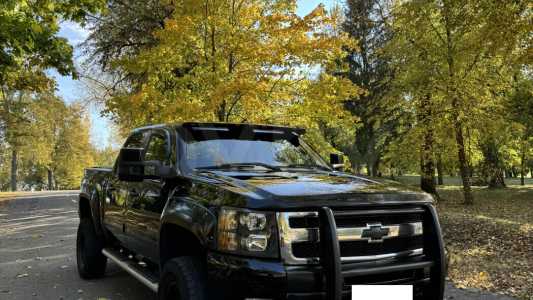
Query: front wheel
158,257,207,300
76,218,107,279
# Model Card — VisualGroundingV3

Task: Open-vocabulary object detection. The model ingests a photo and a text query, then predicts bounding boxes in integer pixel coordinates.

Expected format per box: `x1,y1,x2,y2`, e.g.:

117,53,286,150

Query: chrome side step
102,248,159,292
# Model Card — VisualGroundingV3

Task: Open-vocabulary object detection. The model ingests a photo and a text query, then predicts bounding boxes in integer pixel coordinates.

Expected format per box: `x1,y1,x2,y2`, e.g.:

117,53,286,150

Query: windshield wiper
196,162,282,172
283,164,331,171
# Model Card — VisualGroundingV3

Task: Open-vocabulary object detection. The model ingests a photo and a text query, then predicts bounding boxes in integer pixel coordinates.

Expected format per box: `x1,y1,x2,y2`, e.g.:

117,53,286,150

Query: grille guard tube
278,205,445,299
425,204,446,300
319,207,342,300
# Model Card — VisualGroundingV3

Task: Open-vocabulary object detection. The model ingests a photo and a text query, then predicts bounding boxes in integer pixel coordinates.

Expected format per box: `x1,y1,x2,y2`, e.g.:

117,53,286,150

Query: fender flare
159,193,217,249
79,185,105,237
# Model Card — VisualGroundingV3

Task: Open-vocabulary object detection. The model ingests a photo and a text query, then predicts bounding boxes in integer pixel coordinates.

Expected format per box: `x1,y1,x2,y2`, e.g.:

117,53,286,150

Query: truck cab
77,122,445,300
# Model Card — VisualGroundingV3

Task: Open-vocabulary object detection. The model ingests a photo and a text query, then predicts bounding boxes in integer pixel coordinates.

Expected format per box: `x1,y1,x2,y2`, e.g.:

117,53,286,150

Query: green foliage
0,0,105,88
507,76,533,134
0,0,105,191
91,146,119,168
0,92,100,190
337,0,404,176
381,0,531,201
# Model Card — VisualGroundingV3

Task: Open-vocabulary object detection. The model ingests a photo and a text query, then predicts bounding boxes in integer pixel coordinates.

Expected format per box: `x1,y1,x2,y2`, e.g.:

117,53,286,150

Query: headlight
217,207,278,258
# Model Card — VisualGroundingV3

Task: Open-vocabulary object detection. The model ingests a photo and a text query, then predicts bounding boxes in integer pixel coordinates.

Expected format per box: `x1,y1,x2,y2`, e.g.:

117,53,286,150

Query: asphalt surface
0,192,518,300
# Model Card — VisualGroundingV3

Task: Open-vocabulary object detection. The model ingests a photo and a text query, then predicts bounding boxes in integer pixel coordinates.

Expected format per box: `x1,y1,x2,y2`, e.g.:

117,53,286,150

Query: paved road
0,192,517,300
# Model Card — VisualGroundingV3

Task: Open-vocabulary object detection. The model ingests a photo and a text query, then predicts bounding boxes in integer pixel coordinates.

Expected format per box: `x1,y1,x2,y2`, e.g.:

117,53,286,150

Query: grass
397,176,533,300
396,175,533,187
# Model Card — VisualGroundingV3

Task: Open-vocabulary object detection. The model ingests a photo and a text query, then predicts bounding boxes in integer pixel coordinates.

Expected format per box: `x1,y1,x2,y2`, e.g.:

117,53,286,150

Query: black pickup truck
77,122,445,300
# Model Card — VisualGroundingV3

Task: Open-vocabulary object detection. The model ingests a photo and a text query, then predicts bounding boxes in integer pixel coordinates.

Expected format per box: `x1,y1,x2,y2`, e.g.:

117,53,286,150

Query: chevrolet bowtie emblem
361,223,390,243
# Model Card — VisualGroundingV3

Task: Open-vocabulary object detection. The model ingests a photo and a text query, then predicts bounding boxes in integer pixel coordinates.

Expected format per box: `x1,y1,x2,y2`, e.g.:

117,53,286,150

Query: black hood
189,170,434,210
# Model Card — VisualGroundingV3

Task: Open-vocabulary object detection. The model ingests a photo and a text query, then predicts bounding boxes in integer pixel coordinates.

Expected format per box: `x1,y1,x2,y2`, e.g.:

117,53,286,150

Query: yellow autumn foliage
106,0,361,135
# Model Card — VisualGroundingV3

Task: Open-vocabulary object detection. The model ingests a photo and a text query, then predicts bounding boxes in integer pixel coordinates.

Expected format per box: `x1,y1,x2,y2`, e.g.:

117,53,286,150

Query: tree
50,106,95,189
477,121,509,188
341,0,402,176
0,91,97,191
27,95,96,189
388,0,529,204
507,76,533,186
1,0,105,85
87,1,360,135
0,0,104,190
0,91,33,191
91,146,119,168
83,0,173,74
81,0,174,102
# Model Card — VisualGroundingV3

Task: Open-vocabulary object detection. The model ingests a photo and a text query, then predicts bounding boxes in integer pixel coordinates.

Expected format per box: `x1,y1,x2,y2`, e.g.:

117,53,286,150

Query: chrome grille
277,209,425,265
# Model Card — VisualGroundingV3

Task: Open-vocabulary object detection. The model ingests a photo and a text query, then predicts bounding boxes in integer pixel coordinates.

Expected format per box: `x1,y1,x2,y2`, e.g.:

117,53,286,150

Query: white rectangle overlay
352,285,413,300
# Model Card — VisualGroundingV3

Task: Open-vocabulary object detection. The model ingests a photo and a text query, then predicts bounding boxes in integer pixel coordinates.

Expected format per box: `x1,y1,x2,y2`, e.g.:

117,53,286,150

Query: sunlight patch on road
0,254,71,267
0,244,55,253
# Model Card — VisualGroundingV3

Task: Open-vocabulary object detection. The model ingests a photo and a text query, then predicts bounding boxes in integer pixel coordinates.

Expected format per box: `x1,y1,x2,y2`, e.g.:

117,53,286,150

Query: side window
145,132,169,162
124,131,145,148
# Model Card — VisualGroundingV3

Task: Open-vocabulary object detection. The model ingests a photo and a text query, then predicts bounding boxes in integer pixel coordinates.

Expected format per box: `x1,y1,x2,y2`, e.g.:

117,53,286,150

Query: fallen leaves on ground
438,185,533,300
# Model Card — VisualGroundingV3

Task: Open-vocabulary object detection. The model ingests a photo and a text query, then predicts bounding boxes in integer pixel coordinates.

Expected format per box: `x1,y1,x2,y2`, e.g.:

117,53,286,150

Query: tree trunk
352,161,362,175
481,139,505,188
420,154,437,195
453,116,474,204
419,94,438,196
355,164,361,175
216,101,226,122
11,149,17,191
436,154,444,185
520,146,526,186
372,157,381,177
488,169,506,188
47,168,55,190
443,0,473,205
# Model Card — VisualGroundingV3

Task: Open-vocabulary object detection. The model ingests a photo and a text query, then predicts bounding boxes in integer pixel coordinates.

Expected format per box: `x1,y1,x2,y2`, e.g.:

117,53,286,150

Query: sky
52,0,337,149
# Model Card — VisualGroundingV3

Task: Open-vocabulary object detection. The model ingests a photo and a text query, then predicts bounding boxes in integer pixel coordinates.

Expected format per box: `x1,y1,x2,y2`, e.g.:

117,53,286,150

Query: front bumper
207,252,437,299
207,205,445,300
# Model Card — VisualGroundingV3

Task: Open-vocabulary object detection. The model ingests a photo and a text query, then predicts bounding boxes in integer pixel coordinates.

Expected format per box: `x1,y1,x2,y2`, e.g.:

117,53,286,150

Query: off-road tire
76,218,107,279
158,257,207,300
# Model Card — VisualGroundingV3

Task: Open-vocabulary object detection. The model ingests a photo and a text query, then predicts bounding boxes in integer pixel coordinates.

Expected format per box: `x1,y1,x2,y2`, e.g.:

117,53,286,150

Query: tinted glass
184,138,328,170
124,132,145,148
145,133,168,162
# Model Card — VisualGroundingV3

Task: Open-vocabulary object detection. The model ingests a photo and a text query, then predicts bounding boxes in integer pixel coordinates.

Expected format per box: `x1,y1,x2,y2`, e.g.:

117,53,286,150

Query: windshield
183,138,330,171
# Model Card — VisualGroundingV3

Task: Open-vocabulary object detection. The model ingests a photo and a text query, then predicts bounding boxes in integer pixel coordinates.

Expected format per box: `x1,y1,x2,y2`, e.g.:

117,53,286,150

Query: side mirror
117,148,145,182
143,160,176,179
330,153,344,171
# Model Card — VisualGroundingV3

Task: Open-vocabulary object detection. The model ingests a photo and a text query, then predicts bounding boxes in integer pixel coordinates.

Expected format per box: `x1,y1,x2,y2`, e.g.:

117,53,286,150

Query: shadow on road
0,194,154,300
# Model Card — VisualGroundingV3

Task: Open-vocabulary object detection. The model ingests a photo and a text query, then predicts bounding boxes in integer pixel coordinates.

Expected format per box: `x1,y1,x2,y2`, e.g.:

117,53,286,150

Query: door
125,129,172,262
103,130,148,244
